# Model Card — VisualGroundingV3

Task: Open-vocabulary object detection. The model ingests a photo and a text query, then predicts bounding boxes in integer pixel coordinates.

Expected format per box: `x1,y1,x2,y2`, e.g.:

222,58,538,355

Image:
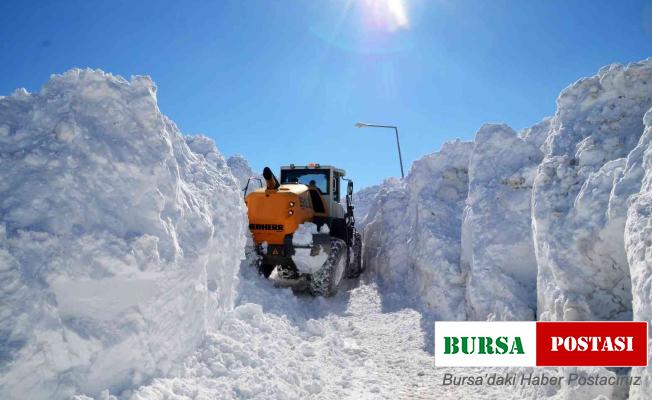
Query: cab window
280,169,330,194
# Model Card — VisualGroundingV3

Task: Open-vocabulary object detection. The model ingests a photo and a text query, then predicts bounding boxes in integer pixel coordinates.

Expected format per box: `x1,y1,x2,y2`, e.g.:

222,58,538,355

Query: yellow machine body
243,165,362,294
245,184,326,245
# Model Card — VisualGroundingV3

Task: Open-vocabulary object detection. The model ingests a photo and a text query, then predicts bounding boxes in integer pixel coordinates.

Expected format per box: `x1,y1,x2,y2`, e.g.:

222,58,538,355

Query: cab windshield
280,169,329,194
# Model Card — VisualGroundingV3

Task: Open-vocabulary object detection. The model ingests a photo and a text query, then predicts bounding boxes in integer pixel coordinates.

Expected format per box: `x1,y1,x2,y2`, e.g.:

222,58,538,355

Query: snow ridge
0,69,247,399
363,59,652,325
362,58,652,399
623,108,652,399
351,184,382,228
226,154,261,194
462,121,547,321
533,59,652,323
364,140,473,319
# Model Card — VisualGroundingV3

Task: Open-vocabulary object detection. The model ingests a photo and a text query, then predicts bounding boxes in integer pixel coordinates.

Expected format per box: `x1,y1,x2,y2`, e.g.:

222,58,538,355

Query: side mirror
243,177,263,197
347,181,353,197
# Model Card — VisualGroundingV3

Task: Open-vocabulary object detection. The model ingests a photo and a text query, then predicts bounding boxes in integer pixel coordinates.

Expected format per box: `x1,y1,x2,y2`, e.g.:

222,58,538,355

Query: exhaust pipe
263,167,280,190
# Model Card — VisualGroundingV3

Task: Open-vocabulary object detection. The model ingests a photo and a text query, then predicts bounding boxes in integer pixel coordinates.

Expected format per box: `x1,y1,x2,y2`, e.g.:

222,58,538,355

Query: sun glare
364,0,410,31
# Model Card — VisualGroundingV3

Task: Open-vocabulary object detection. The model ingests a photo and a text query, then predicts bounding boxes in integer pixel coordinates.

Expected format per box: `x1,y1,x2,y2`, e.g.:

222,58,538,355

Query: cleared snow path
131,263,513,400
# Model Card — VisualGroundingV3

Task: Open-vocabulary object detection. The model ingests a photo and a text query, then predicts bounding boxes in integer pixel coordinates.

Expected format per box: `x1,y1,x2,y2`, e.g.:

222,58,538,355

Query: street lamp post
355,122,405,178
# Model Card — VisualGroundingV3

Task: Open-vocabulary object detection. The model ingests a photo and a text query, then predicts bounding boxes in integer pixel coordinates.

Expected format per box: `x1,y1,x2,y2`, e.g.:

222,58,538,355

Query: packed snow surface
131,263,625,400
0,69,247,399
131,265,519,400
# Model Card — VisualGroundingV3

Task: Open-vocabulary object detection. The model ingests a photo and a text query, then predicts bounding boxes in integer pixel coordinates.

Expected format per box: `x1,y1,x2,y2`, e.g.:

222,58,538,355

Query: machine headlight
288,210,294,216
289,201,295,207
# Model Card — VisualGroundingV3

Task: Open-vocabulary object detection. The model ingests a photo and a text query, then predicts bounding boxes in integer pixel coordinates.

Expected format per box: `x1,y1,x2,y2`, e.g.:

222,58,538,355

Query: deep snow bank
352,184,381,228
532,60,652,322
363,58,652,334
363,124,546,321
364,140,473,319
227,154,260,194
461,120,548,321
623,109,652,399
0,69,247,398
184,140,260,193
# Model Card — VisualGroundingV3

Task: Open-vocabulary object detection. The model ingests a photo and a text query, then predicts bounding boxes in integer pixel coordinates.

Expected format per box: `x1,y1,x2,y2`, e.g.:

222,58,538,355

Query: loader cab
280,164,346,218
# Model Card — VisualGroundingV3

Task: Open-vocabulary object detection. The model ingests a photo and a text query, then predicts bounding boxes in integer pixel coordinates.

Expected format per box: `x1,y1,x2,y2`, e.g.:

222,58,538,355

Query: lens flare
309,0,413,54
364,0,410,31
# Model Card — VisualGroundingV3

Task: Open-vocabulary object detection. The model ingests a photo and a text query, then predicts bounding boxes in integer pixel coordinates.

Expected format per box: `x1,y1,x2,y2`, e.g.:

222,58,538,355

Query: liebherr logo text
435,321,648,367
249,223,284,231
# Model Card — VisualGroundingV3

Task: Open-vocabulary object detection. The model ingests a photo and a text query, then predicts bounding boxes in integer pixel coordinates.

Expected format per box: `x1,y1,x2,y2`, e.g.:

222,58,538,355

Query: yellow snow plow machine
245,164,362,296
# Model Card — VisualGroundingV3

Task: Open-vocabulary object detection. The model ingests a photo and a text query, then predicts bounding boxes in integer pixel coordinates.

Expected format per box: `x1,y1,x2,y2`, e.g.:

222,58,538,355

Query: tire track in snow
131,267,518,399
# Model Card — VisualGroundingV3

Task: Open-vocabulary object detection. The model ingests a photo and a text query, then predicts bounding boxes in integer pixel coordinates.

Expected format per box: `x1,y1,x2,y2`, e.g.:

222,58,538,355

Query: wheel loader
245,164,362,296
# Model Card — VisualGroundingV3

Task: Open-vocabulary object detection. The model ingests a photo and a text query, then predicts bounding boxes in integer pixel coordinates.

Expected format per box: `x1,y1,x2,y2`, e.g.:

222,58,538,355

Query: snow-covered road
132,265,512,400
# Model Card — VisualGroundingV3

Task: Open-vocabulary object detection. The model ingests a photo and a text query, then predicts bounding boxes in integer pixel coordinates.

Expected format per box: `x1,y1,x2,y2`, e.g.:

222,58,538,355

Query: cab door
328,171,345,219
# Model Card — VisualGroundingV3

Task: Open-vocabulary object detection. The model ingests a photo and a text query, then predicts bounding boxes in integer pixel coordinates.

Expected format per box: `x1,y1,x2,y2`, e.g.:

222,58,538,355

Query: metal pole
357,123,405,179
393,126,405,178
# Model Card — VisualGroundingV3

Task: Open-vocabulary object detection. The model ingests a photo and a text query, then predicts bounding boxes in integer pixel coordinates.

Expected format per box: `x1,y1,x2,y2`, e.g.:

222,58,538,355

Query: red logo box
536,321,648,367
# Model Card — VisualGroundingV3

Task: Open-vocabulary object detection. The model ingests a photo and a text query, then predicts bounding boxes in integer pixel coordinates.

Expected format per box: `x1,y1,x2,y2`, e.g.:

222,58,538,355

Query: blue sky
1,0,652,188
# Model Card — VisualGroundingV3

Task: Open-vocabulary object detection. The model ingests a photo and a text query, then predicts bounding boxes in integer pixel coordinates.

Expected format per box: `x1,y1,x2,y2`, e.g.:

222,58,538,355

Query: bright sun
363,0,410,31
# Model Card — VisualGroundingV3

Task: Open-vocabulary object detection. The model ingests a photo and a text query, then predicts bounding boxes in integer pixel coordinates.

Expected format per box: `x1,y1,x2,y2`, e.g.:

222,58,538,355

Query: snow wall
227,154,261,194
352,184,381,228
623,109,652,399
363,58,652,397
0,69,248,399
364,141,472,319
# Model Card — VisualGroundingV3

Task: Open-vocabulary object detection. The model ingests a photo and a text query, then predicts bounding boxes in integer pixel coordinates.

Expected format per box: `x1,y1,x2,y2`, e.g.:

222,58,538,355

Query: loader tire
309,238,346,297
259,264,275,278
345,232,363,278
